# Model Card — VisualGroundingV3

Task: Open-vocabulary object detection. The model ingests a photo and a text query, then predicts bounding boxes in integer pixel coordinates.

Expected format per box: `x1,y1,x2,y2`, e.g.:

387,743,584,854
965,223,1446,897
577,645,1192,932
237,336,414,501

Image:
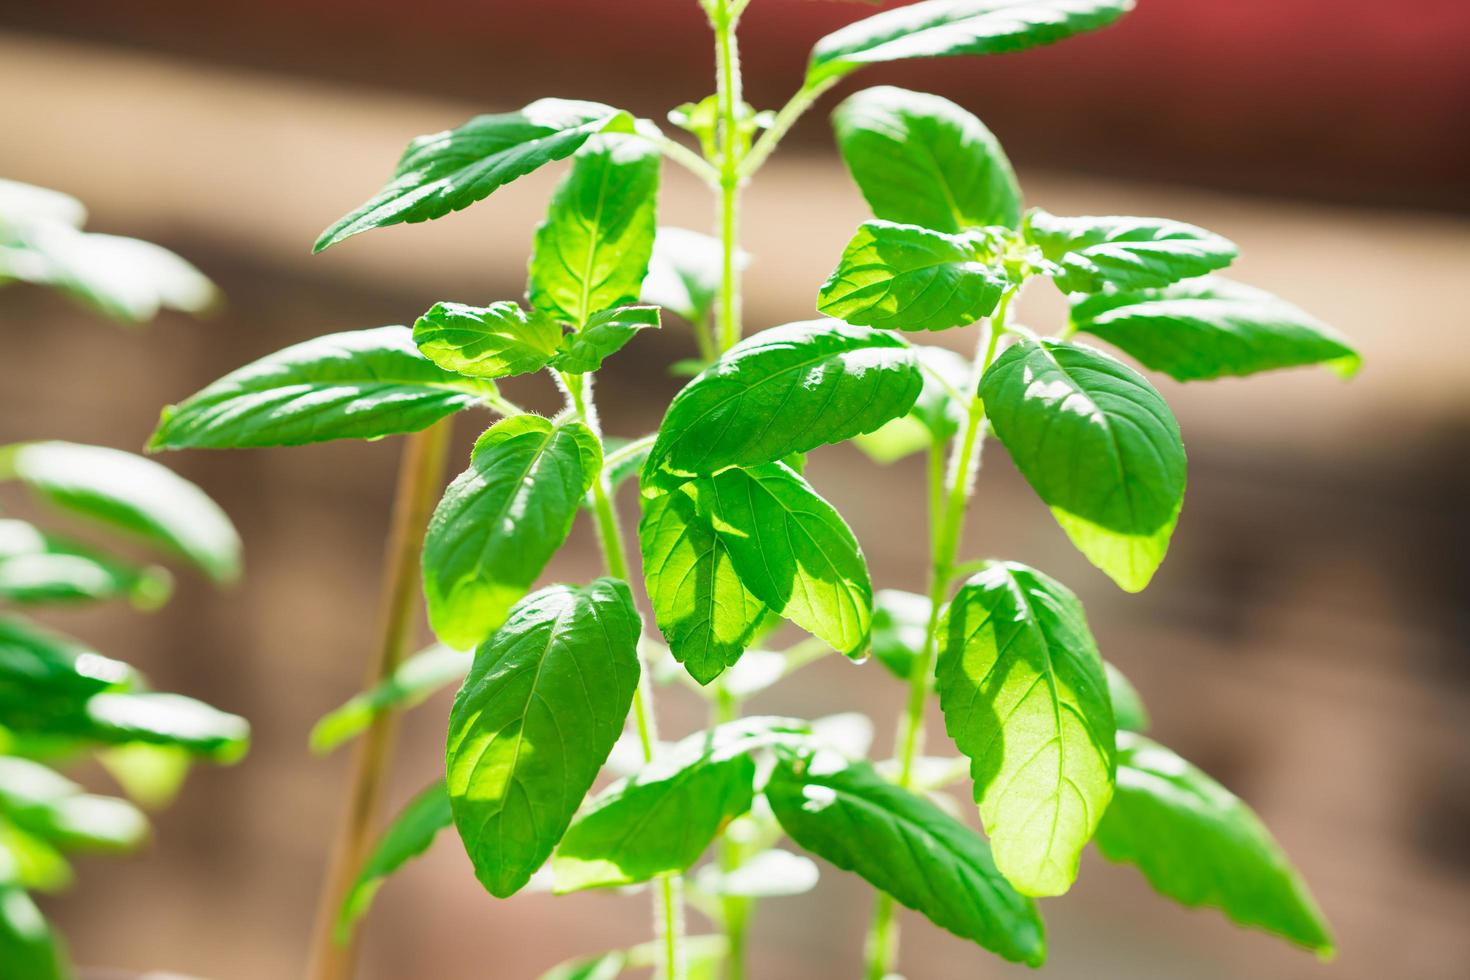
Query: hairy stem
712,0,746,354
739,75,841,181
863,289,1016,978
568,369,685,980
304,419,451,980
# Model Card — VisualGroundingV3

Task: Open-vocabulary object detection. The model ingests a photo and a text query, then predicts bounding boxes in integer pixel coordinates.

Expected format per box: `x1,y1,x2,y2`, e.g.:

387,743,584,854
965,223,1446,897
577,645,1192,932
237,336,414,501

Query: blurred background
1,0,1467,977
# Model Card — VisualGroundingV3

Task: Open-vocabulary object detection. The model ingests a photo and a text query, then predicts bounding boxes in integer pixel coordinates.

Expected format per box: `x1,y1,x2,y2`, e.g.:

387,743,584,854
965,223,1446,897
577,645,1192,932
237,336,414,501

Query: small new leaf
423,416,602,650
834,85,1021,232
412,301,561,379
937,561,1116,896
550,306,661,374
1025,208,1237,293
642,319,921,493
1103,661,1149,733
982,338,1186,591
150,326,498,450
818,220,1007,332
553,717,809,892
1096,733,1334,956
315,99,635,251
765,752,1045,966
310,645,470,754
808,0,1134,84
1069,277,1360,381
445,579,641,897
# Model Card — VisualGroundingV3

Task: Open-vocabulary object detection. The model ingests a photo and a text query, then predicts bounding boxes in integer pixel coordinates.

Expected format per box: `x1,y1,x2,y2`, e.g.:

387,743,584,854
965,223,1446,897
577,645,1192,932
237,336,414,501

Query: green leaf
1,225,217,324
641,227,740,324
1096,733,1334,956
833,85,1021,232
338,780,452,941
1069,277,1360,381
695,463,873,658
639,484,769,686
982,338,1186,591
1104,661,1149,733
869,588,932,679
310,645,470,754
0,617,135,711
150,326,497,450
412,301,561,379
0,822,73,894
818,221,1007,332
0,520,171,609
642,319,921,493
937,561,1116,896
0,886,68,980
314,99,635,252
0,442,240,584
529,135,660,328
423,416,602,650
807,0,1134,84
538,951,627,980
445,579,640,897
553,717,809,892
96,744,191,810
0,179,86,229
82,692,250,763
550,306,661,374
765,752,1044,966
1025,209,1237,293
0,758,148,854
851,342,972,465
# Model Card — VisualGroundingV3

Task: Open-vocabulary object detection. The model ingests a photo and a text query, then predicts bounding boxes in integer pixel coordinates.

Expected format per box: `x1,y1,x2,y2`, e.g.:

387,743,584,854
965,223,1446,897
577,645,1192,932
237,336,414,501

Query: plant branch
863,287,1017,979
304,419,452,980
646,132,722,188
713,0,746,354
738,75,842,181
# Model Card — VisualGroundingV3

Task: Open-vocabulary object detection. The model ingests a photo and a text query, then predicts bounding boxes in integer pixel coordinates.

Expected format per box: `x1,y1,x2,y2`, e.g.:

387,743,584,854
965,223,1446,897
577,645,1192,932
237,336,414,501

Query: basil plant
150,1,1353,977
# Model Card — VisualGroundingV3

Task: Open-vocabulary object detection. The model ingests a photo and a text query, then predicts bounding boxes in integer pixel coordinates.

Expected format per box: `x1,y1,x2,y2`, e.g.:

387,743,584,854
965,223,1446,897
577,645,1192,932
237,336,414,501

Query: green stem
862,288,1016,979
565,370,684,980
712,0,744,354
712,681,750,980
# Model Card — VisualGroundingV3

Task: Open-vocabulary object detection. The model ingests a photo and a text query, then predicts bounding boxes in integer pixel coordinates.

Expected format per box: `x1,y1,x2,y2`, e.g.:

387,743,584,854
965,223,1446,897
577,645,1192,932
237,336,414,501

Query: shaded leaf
641,227,743,324
553,717,809,892
423,416,602,650
937,561,1115,896
765,752,1044,966
446,579,640,897
150,326,497,450
1096,733,1333,956
869,588,932,679
982,338,1186,591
